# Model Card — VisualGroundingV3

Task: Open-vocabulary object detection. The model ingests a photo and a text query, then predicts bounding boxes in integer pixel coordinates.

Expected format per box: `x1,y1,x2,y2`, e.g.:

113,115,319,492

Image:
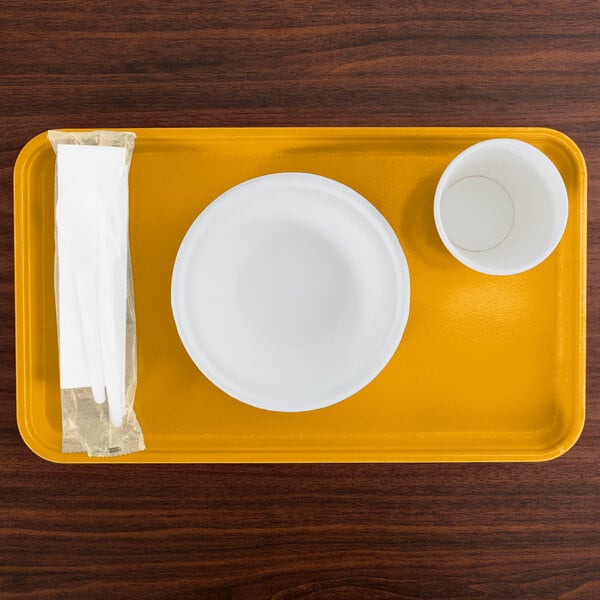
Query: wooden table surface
1,1,599,598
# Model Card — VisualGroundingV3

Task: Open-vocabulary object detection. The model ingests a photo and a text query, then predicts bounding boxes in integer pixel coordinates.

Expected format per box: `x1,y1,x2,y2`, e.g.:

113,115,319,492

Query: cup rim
433,138,569,276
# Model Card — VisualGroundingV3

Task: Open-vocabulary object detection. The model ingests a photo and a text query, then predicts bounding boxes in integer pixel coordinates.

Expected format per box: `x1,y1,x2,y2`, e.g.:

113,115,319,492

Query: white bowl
171,173,410,412
434,139,568,276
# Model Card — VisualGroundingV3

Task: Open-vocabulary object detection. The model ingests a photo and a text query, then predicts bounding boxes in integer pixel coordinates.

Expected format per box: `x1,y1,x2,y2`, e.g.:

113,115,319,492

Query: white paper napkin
56,144,128,427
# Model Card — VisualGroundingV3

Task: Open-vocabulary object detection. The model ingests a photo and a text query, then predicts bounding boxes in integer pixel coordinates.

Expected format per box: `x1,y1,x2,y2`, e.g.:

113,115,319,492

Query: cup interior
434,139,568,275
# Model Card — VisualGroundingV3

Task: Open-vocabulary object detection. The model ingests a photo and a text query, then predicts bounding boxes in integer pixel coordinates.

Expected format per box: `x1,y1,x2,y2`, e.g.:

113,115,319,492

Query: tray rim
14,126,587,464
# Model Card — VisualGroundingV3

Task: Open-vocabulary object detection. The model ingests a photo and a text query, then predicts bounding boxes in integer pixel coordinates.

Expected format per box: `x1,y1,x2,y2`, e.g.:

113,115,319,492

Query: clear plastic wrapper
48,130,144,457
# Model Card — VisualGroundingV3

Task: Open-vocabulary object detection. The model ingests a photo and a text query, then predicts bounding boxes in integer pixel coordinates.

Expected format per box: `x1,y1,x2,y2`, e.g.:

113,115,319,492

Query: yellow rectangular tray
14,127,586,463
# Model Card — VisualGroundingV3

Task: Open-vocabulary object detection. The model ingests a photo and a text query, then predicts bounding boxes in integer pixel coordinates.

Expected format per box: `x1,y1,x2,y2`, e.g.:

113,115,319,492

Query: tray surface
14,127,586,462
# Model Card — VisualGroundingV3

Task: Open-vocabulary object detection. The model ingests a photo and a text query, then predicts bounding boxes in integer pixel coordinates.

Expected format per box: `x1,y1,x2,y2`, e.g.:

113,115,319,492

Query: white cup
434,139,568,275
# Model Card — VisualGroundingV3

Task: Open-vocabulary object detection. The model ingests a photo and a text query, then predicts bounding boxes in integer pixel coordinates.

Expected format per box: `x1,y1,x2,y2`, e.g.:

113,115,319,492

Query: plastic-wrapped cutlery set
48,131,144,456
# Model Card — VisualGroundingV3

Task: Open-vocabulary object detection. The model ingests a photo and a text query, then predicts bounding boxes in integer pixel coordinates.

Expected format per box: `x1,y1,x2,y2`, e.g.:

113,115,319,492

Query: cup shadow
398,171,457,272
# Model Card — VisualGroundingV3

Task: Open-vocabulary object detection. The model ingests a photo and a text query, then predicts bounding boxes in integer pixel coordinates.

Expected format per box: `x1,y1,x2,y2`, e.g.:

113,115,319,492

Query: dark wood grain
1,1,599,598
